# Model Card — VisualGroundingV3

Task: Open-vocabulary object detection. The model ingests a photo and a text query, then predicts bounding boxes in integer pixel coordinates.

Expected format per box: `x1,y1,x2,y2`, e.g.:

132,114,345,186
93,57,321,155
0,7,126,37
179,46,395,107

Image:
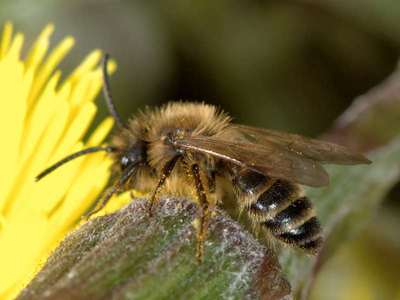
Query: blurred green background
2,1,399,299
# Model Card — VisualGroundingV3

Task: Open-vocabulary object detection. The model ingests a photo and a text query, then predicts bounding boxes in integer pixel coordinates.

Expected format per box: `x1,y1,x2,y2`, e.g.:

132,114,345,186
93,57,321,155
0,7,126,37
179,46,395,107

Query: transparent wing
175,136,330,187
232,124,371,165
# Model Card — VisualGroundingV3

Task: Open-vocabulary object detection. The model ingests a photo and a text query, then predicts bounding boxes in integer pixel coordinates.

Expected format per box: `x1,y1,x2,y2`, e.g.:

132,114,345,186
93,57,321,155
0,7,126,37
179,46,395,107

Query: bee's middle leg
191,164,212,263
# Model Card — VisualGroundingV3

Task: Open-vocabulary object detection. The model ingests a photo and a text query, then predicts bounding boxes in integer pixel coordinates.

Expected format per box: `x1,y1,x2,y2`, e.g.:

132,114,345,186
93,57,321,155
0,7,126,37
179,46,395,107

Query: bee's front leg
149,155,180,215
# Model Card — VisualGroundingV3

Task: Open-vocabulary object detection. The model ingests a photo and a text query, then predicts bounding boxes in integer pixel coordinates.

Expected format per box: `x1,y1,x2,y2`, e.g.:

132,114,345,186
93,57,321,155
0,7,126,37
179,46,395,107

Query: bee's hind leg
191,164,212,263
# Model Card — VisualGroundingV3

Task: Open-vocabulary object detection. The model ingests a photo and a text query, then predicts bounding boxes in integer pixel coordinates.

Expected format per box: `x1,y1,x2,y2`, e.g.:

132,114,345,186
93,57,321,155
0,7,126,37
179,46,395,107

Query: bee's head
118,140,147,171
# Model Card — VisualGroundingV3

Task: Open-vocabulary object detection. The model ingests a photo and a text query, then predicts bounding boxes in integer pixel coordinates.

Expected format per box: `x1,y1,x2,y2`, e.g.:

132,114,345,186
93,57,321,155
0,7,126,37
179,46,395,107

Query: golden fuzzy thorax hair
112,102,232,198
114,102,232,167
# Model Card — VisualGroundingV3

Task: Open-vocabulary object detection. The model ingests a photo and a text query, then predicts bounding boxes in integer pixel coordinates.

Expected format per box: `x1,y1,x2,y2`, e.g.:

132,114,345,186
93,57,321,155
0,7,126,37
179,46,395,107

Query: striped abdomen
233,170,323,254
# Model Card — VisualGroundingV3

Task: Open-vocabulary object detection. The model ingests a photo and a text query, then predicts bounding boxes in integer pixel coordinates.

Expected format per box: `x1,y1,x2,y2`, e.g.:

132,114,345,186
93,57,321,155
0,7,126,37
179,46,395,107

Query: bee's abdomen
234,171,323,254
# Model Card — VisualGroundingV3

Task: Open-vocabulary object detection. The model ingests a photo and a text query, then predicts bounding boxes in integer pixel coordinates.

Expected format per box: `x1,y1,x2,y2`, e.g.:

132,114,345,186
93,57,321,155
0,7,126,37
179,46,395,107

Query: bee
36,54,371,261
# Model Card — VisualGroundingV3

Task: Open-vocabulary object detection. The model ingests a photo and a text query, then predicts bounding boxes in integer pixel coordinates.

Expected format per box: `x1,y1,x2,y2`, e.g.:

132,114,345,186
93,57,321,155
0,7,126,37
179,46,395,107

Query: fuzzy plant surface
18,199,290,300
19,65,400,299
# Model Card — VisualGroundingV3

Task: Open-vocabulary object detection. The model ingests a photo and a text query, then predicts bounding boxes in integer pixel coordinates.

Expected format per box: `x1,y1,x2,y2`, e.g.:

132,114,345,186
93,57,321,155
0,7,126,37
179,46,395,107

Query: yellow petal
0,22,13,58
0,23,128,300
25,24,54,72
28,36,74,106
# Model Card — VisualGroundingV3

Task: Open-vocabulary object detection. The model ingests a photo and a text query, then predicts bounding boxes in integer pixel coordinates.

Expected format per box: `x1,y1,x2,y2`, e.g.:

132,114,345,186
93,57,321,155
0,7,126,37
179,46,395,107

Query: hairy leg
84,165,136,218
191,164,212,263
149,156,180,215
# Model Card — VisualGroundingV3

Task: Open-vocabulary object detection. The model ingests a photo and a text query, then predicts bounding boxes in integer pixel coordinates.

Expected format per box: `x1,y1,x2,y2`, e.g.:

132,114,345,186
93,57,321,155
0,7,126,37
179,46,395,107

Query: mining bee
37,54,371,261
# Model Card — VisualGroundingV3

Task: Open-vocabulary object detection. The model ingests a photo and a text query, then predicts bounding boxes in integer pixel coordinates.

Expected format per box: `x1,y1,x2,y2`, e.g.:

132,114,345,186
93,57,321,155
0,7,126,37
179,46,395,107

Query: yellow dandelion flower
0,22,128,299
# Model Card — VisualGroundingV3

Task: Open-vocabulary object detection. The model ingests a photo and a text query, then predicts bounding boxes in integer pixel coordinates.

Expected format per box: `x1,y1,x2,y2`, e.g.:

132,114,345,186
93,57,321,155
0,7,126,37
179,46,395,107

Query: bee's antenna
36,146,116,181
102,53,125,129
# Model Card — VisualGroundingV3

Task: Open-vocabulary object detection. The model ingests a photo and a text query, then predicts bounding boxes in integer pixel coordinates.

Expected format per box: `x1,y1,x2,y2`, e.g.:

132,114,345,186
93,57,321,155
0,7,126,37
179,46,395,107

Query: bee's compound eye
120,156,130,168
119,142,147,170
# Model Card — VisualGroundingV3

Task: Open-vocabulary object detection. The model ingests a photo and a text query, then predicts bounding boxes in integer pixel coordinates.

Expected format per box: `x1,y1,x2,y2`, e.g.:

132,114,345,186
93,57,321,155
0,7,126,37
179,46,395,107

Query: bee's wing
232,125,371,165
175,136,330,187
